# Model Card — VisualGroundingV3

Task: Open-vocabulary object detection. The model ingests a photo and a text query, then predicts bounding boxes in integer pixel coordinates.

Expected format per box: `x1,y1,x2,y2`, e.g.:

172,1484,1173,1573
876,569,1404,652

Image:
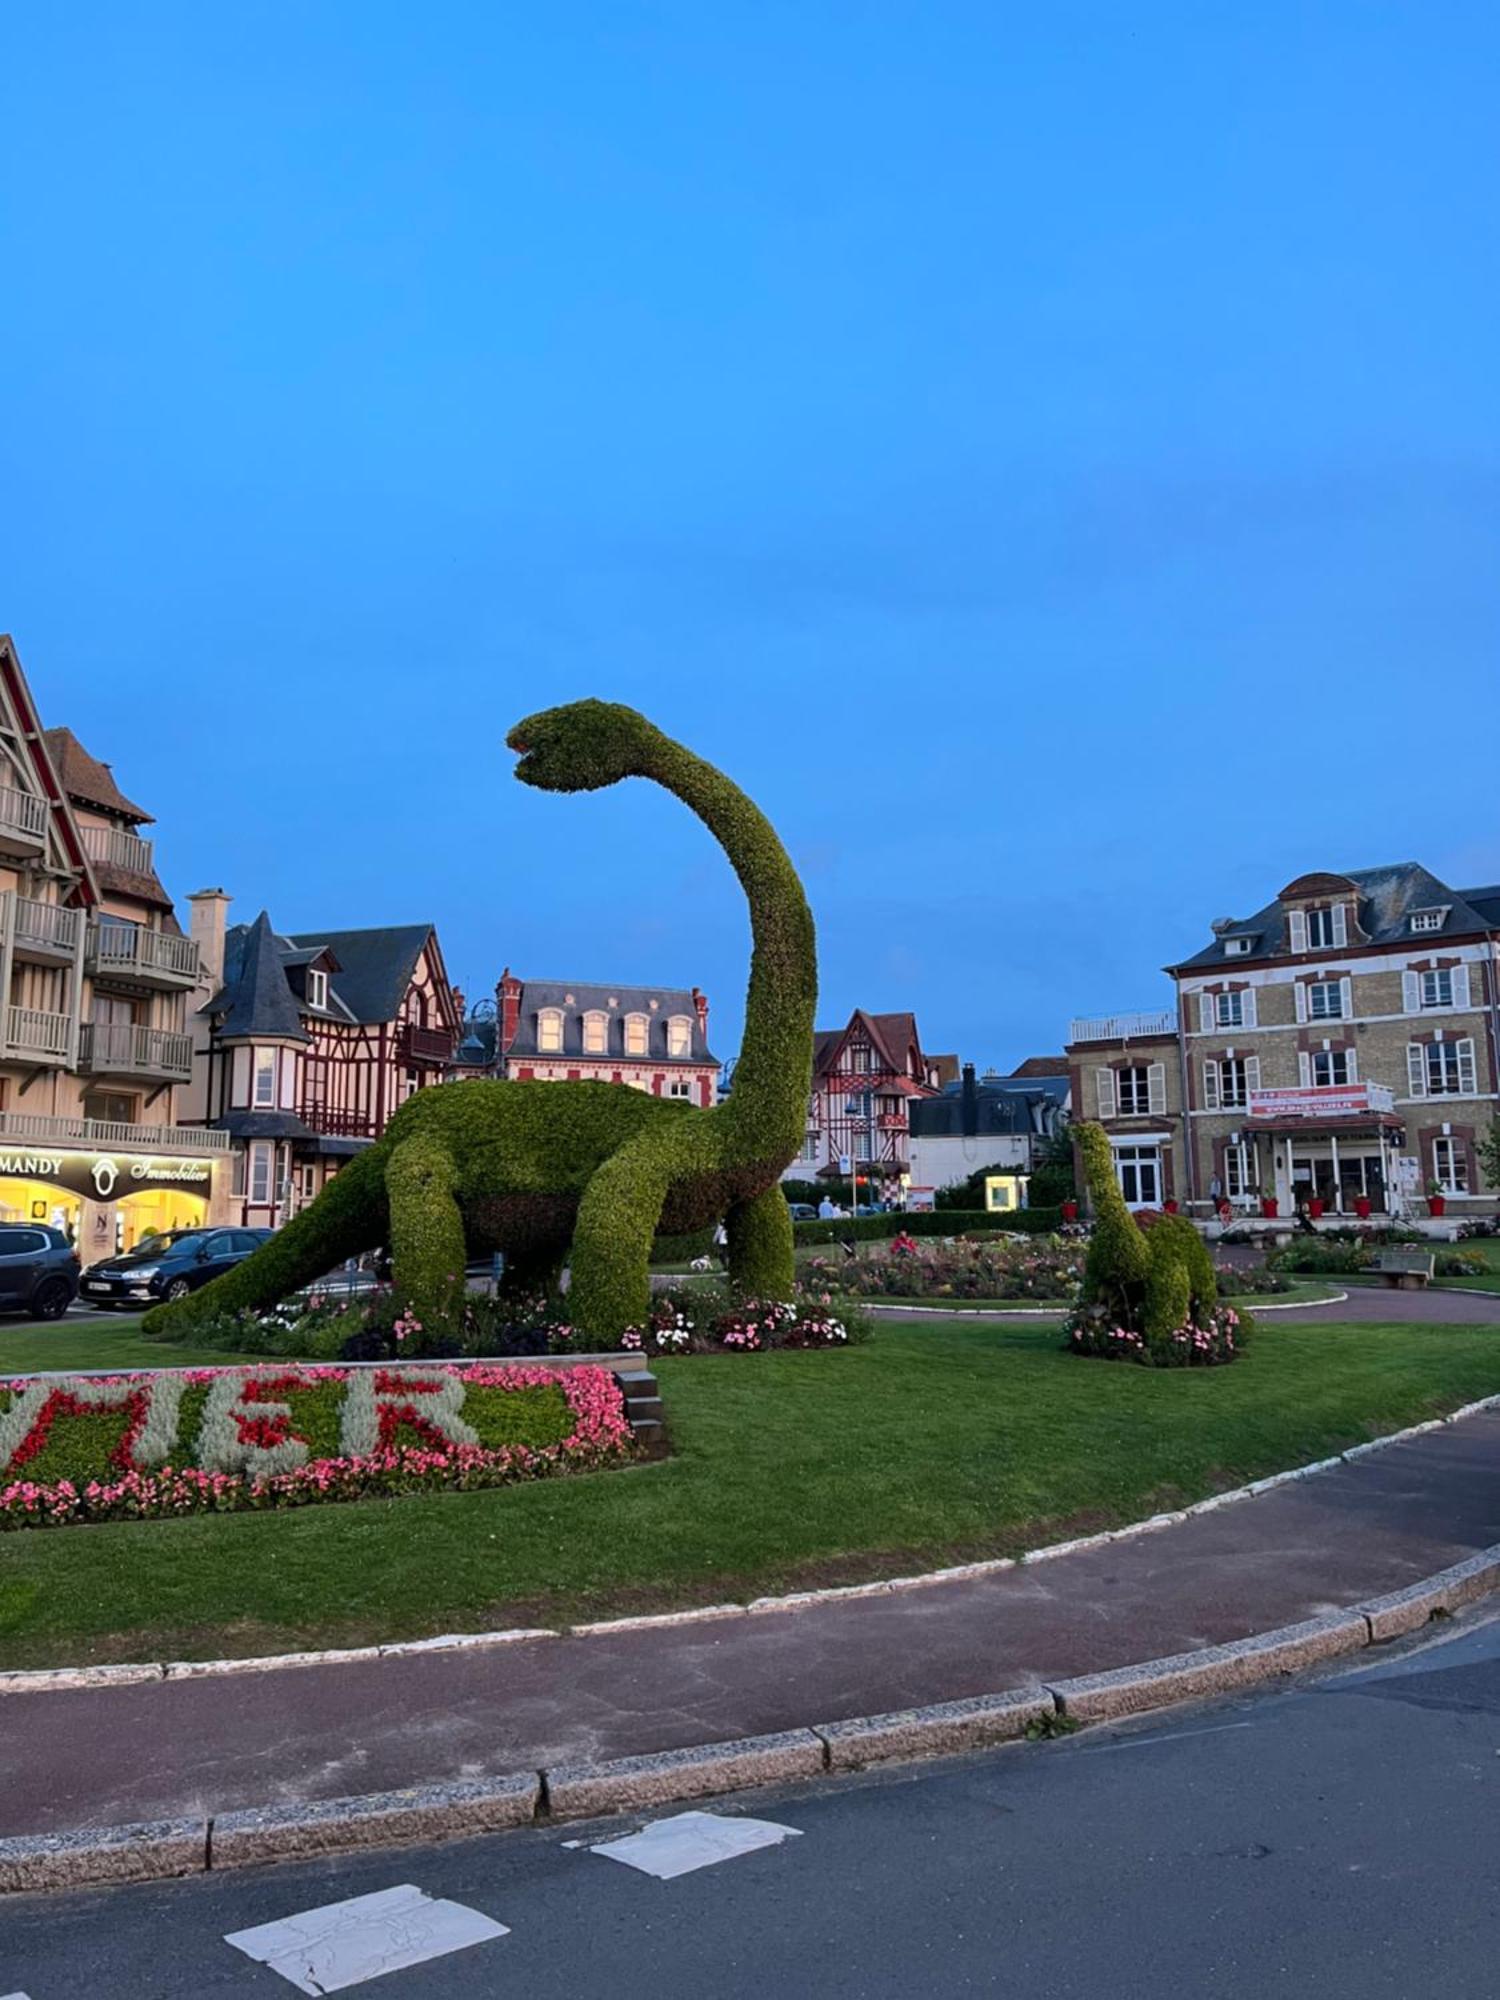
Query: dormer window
667,1015,693,1059
1225,937,1252,956
537,1008,564,1054
306,968,328,1011
582,1010,608,1055
624,1012,649,1057
1409,909,1445,934
1288,902,1348,953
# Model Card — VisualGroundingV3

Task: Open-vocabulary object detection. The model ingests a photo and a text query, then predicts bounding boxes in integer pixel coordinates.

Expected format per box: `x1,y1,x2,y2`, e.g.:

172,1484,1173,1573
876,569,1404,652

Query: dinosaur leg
726,1182,796,1303
567,1137,674,1342
141,1145,388,1337
386,1132,468,1328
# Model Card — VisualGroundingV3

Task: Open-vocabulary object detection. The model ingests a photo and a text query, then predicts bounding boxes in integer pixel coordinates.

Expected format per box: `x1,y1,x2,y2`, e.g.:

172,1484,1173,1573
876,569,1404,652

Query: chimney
188,888,231,987
451,986,466,1022
498,968,522,1052
961,1061,978,1138
692,986,709,1040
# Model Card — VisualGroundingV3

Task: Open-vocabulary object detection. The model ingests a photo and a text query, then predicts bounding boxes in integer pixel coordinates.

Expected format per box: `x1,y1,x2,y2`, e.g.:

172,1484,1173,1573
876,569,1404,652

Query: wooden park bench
1374,1247,1435,1290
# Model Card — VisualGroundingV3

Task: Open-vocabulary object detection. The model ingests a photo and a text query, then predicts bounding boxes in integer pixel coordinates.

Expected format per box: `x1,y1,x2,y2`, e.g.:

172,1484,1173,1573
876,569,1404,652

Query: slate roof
286,926,435,1025
504,979,717,1066
42,727,153,823
910,1079,1065,1138
1460,883,1500,927
210,1108,315,1139
1170,863,1500,972
210,912,312,1043
812,1009,928,1083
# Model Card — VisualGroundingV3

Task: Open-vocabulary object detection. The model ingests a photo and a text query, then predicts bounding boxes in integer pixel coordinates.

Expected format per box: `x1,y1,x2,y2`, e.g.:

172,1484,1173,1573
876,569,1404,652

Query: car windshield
133,1231,205,1257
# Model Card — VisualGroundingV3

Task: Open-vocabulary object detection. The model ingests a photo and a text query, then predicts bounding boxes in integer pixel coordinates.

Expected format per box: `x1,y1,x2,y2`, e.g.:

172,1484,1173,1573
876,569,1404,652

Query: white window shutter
1147,1062,1166,1115
1288,909,1307,954
1298,1051,1311,1087
1332,902,1348,947
1241,987,1257,1028
1294,981,1308,1023
1198,992,1213,1034
1402,970,1420,1014
1406,1043,1426,1097
1458,1038,1477,1093
1347,1047,1359,1082
1096,1068,1116,1120
1245,1055,1261,1095
1340,976,1353,1020
1453,964,1470,1008
1202,1060,1220,1111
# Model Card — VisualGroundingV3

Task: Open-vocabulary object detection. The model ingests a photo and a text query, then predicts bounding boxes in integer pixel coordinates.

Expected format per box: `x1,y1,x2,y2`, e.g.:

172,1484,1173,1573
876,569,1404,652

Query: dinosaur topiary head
508,699,663,793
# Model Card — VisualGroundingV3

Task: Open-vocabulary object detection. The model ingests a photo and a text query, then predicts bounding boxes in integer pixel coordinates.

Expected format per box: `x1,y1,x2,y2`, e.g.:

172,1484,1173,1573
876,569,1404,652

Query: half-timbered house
791,1008,953,1188
184,897,460,1229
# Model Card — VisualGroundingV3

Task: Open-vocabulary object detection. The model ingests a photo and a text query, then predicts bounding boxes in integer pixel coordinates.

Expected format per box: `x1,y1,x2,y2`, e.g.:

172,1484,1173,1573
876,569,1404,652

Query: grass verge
1,1317,1497,1670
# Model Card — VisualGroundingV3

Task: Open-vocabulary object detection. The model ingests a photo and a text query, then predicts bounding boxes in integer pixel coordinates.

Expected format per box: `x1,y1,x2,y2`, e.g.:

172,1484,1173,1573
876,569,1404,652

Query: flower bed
802,1239,1083,1303
1064,1302,1245,1367
610,1291,860,1358
0,1361,633,1531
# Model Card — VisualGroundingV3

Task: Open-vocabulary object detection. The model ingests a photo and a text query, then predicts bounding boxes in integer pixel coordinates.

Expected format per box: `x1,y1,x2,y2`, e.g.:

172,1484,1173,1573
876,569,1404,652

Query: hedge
793,1207,1063,1246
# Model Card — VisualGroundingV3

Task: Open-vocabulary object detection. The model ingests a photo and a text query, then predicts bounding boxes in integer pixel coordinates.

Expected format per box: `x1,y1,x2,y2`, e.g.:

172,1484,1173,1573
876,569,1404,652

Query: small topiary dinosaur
1074,1121,1219,1343
144,700,817,1345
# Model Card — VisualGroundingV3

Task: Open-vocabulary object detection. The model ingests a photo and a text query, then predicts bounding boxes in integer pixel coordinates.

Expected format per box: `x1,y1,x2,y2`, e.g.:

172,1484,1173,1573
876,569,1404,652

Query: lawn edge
4,1390,1497,1697
5,1547,1498,1893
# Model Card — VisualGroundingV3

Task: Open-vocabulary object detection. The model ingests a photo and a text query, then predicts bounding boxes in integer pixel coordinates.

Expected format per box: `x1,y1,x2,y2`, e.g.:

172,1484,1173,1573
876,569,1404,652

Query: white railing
1068,1009,1177,1044
80,1021,193,1079
0,784,47,844
80,823,155,875
0,893,82,955
88,922,199,981
0,1111,231,1154
4,1005,73,1058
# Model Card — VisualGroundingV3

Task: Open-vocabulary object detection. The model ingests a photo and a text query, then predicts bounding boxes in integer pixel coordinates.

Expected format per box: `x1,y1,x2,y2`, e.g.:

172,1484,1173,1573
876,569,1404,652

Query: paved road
871,1282,1500,1324
3,1610,1498,1997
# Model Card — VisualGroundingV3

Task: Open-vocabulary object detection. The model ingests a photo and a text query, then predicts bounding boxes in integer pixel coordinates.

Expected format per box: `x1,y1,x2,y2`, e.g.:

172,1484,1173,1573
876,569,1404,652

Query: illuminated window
583,1011,608,1054
625,1013,649,1057
537,1009,563,1054
667,1015,692,1058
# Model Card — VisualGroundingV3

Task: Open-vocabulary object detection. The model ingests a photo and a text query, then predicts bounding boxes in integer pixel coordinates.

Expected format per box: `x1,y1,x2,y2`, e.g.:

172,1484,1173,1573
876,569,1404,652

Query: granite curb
4,1546,1497,1896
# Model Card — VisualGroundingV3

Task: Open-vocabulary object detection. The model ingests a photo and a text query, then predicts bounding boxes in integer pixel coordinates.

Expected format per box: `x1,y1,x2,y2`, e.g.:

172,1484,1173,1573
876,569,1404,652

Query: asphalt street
3,1610,1498,1998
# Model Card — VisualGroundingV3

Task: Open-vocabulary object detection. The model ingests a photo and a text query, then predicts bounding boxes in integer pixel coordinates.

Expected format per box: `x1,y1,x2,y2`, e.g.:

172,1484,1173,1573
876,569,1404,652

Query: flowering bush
1212,1263,1293,1295
802,1238,1083,1302
0,1361,633,1531
1064,1301,1246,1368
617,1287,859,1355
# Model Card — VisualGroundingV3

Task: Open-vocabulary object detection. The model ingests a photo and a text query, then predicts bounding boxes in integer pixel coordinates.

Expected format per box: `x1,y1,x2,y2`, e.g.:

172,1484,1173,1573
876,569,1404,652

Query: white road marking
223,1883,508,1994
589,1809,803,1879
1085,1721,1258,1753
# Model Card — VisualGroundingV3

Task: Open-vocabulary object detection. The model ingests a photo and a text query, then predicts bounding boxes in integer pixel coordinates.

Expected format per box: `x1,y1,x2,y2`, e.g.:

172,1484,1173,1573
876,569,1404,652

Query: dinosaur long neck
643,738,816,1158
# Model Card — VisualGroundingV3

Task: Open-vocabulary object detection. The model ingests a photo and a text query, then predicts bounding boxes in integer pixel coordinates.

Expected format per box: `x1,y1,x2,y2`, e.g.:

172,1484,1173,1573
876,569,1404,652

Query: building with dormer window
477,970,719,1106
792,1008,954,1186
1067,864,1500,1223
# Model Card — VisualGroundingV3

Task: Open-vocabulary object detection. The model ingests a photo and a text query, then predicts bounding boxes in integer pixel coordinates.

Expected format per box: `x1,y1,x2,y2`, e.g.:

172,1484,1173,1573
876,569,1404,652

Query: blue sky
5,3,1497,1065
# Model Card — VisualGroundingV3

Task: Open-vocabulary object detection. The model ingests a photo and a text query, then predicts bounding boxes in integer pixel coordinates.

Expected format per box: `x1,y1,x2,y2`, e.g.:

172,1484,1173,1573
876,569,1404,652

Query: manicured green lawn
0,1319,260,1375
3,1317,1498,1670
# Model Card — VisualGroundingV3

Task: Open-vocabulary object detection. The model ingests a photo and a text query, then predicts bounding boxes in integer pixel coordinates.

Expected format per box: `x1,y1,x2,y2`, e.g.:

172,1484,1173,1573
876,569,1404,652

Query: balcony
876,1111,909,1132
80,823,156,876
0,784,48,860
1068,1009,1177,1045
299,1104,379,1140
87,922,200,989
397,1023,456,1066
79,1021,193,1083
0,892,83,964
2,1005,74,1065
0,1110,231,1154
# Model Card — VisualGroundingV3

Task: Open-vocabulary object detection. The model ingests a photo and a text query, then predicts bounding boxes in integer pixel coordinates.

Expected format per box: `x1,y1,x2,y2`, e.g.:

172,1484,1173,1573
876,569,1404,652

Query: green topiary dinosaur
144,700,817,1345
1074,1121,1220,1344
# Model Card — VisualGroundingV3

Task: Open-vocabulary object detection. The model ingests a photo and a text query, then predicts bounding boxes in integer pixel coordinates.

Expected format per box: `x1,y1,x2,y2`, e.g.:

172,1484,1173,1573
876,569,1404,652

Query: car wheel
32,1277,74,1321
163,1277,192,1303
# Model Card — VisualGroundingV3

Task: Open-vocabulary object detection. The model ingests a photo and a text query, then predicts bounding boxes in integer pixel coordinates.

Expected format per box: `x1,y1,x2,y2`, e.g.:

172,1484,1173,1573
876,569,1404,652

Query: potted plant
1163,1197,1179,1214
1061,1199,1078,1223
1354,1193,1372,1220
1307,1195,1325,1220
1260,1186,1279,1219
1428,1180,1447,1218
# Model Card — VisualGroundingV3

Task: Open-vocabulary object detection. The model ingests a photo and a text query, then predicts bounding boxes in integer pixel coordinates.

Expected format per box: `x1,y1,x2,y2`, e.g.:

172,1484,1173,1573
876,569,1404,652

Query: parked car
290,1250,392,1307
787,1202,818,1221
0,1223,81,1320
81,1227,273,1309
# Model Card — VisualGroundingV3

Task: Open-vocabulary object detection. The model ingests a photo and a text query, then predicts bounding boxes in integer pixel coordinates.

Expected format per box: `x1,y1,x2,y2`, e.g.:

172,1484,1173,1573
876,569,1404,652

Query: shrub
1065,1302,1246,1367
792,1208,1062,1247
1214,1263,1293,1295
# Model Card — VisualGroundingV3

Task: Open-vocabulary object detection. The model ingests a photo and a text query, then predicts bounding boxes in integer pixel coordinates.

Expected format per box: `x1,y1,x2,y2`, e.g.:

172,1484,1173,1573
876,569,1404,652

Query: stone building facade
1068,865,1500,1222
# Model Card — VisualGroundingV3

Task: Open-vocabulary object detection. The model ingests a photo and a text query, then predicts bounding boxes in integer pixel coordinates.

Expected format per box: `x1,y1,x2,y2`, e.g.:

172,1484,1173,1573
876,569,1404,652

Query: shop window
1432,1138,1469,1194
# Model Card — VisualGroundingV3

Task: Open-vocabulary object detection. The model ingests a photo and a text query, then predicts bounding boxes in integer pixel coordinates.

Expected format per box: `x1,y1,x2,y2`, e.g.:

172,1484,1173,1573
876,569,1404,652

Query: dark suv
0,1223,81,1320
81,1227,273,1309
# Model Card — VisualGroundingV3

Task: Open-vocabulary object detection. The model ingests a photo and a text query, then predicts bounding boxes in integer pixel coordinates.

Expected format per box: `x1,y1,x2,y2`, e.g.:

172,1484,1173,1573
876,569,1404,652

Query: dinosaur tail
141,1144,390,1338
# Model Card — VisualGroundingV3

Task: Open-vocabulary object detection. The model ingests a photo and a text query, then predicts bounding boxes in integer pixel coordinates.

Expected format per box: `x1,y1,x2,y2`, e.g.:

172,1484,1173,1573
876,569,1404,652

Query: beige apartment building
1068,865,1500,1225
0,635,230,1260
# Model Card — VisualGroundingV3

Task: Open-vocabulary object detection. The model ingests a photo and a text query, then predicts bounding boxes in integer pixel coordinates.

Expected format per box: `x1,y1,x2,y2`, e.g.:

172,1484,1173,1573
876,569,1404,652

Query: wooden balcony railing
80,823,156,875
0,784,48,847
3,1005,73,1061
1,893,82,956
397,1023,456,1065
80,1021,193,1081
88,922,200,983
